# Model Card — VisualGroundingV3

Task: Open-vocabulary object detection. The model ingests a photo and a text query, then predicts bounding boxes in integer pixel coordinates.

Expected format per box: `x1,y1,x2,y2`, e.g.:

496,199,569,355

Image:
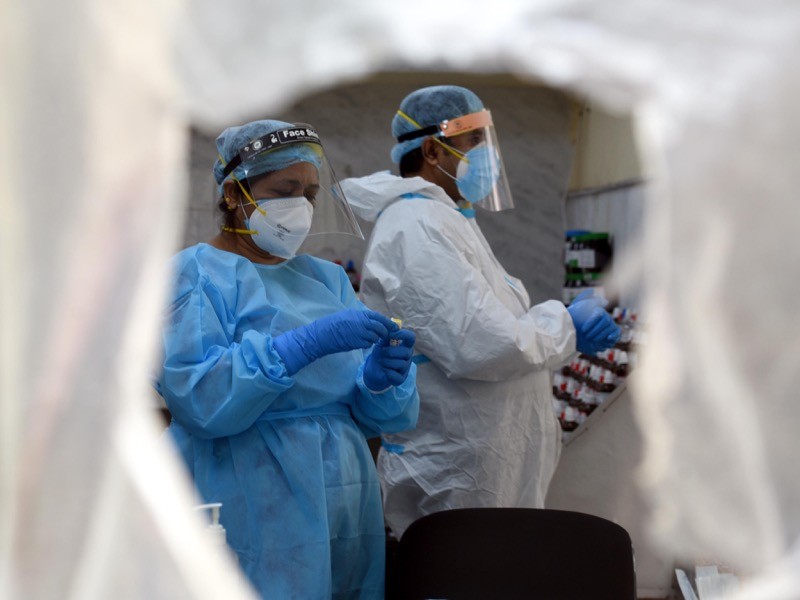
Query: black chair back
395,508,636,600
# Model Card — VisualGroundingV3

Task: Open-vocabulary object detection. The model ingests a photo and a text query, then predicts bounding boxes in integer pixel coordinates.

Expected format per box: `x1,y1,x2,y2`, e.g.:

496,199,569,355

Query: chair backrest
395,508,636,600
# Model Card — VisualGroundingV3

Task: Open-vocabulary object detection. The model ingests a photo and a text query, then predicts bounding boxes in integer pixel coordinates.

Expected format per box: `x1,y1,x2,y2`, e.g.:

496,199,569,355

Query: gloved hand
363,329,416,392
274,309,397,376
567,290,621,355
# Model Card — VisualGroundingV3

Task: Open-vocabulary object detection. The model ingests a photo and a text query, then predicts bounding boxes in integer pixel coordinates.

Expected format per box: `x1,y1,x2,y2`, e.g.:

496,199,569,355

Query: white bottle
194,502,227,546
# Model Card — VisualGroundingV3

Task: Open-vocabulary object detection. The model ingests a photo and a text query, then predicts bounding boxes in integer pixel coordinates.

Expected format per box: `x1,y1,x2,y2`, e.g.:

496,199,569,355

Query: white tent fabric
0,1,256,598
2,0,799,598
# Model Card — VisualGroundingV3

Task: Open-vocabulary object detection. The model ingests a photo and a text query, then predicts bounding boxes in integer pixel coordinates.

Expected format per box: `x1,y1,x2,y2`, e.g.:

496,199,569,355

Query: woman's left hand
363,329,416,392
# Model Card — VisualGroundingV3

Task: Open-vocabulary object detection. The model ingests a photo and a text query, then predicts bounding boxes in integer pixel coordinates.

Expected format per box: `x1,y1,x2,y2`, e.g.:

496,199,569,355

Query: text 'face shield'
228,125,363,239
439,110,514,212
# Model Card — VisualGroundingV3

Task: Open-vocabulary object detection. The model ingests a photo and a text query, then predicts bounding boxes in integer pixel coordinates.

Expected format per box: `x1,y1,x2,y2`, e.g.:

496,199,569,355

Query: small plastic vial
390,318,403,346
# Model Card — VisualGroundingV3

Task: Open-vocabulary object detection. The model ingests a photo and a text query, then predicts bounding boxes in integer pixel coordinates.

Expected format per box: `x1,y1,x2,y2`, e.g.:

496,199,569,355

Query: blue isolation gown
156,243,419,599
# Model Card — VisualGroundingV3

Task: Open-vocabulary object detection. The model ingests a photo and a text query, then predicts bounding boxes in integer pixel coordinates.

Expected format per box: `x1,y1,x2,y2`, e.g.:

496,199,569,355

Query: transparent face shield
398,109,514,211
221,124,363,240
437,110,514,212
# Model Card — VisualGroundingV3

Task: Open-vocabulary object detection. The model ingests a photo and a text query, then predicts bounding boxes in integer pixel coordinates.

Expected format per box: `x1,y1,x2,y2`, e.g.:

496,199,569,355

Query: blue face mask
439,142,500,203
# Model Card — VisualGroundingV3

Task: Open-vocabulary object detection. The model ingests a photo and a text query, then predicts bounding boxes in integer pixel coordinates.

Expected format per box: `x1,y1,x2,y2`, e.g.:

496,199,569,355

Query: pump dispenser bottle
194,502,227,546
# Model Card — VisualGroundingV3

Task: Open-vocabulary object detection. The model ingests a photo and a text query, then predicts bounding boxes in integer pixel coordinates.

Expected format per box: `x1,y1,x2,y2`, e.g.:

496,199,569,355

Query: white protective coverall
341,171,578,537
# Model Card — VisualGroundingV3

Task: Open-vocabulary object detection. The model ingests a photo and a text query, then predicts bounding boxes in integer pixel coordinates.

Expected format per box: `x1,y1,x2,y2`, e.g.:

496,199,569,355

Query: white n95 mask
245,196,314,259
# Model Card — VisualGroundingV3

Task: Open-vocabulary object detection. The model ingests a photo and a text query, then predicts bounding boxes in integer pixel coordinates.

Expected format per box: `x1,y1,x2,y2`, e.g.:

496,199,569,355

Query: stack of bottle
552,306,641,434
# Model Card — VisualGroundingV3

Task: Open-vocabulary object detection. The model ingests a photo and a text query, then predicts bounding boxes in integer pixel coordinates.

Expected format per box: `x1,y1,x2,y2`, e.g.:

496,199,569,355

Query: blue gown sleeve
332,264,420,437
158,257,294,439
353,362,419,438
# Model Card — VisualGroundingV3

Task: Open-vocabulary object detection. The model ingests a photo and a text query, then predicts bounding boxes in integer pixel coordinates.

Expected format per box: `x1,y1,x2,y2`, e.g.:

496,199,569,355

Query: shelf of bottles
562,231,613,305
552,307,643,439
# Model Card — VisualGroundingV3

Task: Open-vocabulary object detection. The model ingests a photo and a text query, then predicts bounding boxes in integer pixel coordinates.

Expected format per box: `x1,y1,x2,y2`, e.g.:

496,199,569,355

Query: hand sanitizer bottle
194,502,226,546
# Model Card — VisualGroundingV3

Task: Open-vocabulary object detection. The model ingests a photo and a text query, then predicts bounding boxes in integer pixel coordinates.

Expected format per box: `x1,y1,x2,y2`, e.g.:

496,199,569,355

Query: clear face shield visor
221,125,363,240
399,109,514,211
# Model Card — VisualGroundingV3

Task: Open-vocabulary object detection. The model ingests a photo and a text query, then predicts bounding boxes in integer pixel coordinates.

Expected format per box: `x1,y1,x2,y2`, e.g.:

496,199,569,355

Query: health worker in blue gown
156,119,419,599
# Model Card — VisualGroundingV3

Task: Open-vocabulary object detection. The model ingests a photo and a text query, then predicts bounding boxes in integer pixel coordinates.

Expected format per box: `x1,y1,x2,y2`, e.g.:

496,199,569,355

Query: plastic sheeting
2,0,799,598
0,0,256,598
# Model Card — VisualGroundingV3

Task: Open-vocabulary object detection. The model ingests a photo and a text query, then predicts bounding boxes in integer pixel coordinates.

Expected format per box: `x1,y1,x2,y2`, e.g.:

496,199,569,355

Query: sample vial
390,318,403,346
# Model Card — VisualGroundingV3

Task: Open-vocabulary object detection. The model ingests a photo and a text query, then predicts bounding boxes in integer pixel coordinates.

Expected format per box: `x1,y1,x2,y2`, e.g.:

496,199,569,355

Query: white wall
569,103,644,191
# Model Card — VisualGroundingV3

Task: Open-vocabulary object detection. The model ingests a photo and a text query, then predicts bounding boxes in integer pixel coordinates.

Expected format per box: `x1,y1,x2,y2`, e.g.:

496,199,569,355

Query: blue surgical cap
213,119,323,195
390,85,485,164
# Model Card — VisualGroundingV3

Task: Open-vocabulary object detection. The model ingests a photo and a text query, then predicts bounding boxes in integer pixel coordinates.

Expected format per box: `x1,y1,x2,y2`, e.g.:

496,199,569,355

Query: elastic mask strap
232,177,266,216
397,110,422,129
222,194,259,236
432,136,467,162
434,137,465,184
396,111,470,163
395,110,441,142
216,155,258,236
217,151,266,217
222,191,258,236
431,166,476,218
218,177,261,236
221,226,257,235
436,164,457,183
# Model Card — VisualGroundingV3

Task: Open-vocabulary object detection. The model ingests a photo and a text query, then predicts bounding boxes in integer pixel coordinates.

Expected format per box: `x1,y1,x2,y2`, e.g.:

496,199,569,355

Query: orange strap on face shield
439,110,493,138
395,109,494,142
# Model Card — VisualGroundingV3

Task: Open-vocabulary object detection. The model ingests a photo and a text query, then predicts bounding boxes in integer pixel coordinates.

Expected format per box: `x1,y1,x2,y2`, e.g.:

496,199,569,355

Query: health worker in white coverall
340,85,620,538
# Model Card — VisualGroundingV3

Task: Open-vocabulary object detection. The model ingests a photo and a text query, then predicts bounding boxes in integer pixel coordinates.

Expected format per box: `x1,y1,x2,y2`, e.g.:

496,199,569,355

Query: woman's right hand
274,309,398,375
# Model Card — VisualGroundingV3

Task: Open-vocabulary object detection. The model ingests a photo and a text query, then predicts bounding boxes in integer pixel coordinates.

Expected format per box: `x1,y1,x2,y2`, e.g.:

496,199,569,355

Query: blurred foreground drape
2,0,799,598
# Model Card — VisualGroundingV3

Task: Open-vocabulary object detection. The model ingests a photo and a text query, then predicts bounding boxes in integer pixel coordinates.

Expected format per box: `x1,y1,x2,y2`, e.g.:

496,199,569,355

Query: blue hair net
213,119,323,195
390,85,485,164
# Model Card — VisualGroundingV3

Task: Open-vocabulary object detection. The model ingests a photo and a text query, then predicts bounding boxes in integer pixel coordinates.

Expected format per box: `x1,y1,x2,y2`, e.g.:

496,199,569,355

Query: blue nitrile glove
363,329,416,392
274,309,397,376
584,310,621,347
567,290,621,355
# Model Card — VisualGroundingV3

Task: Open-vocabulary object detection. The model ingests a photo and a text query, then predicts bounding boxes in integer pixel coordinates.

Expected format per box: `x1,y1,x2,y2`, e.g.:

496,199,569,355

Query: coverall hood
341,171,457,223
